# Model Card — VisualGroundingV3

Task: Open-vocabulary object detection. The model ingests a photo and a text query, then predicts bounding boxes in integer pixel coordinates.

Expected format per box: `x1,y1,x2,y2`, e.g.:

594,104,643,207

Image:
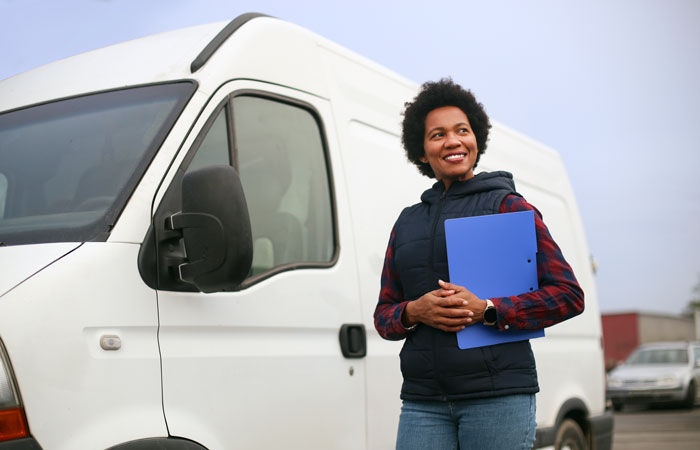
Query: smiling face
420,106,479,190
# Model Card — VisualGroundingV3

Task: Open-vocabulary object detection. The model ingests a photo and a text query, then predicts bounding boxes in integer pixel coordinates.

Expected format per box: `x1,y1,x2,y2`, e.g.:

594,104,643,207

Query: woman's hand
437,280,488,323
402,280,486,332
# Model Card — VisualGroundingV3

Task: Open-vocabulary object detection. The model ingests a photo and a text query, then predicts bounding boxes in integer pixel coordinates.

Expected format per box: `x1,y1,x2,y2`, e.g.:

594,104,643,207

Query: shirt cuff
399,301,418,332
490,298,511,330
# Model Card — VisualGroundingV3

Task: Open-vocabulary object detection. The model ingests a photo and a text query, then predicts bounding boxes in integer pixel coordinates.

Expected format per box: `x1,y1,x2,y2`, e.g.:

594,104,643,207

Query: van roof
189,13,267,73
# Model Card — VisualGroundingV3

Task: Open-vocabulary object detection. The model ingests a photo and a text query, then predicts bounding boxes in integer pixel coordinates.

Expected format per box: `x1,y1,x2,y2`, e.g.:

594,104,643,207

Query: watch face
484,307,497,324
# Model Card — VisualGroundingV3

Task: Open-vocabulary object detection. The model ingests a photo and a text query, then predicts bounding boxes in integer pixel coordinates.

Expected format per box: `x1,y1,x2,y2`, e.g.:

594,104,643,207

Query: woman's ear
419,155,428,163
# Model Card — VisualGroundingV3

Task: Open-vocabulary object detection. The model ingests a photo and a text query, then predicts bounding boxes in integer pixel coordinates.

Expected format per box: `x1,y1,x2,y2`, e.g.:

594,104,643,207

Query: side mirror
168,165,253,293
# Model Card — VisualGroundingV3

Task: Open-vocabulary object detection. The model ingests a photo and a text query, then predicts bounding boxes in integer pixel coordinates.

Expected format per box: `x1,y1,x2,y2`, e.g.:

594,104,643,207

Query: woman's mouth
444,153,467,162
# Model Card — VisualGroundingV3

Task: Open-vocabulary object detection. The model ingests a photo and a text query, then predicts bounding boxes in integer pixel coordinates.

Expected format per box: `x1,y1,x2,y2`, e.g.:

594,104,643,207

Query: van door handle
339,324,366,358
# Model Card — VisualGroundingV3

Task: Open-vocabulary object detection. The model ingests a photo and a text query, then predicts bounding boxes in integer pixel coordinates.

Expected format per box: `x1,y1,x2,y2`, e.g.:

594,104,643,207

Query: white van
0,13,612,450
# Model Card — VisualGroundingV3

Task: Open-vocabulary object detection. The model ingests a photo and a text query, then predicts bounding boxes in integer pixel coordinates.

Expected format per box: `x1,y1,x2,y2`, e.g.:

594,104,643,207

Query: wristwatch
483,299,497,326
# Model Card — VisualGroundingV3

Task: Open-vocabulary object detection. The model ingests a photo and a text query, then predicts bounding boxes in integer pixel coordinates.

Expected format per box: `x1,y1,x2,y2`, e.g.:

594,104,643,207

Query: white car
607,342,700,410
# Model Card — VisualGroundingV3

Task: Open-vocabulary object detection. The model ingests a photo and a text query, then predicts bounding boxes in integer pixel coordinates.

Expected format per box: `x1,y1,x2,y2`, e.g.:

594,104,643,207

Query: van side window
232,95,335,277
187,106,230,172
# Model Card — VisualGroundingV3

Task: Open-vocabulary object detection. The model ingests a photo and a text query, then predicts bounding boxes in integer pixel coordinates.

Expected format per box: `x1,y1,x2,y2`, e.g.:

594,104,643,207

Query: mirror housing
169,165,253,293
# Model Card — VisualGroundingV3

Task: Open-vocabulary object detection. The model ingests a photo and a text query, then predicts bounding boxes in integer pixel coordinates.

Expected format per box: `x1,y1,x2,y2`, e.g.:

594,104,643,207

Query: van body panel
0,243,79,296
0,243,165,449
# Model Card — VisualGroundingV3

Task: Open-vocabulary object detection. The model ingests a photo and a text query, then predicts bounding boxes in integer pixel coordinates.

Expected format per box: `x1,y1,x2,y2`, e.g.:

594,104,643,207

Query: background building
601,311,696,370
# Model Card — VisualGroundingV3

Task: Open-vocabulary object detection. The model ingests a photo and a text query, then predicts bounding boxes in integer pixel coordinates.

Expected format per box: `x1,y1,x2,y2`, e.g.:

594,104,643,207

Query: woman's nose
444,133,460,148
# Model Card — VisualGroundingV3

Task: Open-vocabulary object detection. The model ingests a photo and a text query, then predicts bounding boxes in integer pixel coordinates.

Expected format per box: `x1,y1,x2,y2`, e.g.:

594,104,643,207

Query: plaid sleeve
373,226,413,340
492,195,585,330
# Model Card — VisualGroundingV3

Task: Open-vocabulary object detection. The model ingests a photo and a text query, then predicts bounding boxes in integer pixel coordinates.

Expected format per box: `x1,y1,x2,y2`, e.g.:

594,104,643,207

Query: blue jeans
396,395,536,450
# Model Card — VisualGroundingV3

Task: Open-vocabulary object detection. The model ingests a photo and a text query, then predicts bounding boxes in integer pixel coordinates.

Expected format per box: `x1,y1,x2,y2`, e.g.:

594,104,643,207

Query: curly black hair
402,78,492,178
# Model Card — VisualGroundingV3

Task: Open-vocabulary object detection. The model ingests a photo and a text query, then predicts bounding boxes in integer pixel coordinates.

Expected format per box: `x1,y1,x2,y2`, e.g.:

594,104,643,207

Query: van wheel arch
107,437,208,450
536,398,591,449
554,398,589,431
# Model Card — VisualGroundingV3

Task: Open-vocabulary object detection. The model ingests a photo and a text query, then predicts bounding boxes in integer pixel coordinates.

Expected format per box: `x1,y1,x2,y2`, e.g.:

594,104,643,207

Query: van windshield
0,82,195,246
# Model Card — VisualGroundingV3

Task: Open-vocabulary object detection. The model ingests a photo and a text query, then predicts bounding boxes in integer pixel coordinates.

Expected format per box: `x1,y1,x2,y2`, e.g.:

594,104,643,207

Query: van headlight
0,339,30,442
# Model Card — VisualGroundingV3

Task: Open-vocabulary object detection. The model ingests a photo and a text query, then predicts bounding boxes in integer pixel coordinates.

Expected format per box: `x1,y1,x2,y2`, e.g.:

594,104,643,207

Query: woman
374,78,585,450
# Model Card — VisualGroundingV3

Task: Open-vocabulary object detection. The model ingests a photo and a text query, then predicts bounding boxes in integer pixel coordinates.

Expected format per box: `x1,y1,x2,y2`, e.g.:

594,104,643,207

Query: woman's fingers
410,290,477,331
438,303,473,317
438,280,478,298
438,279,463,291
434,296,470,309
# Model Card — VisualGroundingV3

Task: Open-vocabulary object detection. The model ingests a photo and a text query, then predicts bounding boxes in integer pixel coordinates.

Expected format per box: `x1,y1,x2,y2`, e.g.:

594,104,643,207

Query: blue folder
444,210,545,349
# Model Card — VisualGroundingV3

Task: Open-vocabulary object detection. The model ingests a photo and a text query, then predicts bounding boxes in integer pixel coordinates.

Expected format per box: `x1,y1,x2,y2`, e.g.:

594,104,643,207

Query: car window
180,93,336,283
626,348,689,365
187,106,230,172
231,95,335,277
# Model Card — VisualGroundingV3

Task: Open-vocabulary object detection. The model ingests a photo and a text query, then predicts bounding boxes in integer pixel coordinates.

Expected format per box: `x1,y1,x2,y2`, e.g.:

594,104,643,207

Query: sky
1,0,699,315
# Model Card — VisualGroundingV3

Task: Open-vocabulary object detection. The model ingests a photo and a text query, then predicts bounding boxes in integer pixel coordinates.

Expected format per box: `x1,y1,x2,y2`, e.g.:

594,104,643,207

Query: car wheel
683,380,696,409
554,418,587,450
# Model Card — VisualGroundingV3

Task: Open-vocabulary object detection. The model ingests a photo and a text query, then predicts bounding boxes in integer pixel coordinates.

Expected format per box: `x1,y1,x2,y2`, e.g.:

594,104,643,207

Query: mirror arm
168,211,226,285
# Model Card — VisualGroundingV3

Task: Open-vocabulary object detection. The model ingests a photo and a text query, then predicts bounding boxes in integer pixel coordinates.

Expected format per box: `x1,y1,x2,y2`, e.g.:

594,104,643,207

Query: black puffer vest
394,171,539,401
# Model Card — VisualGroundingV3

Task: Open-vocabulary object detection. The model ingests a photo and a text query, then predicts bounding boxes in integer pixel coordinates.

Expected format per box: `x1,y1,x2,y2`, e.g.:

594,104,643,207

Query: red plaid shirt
374,194,585,340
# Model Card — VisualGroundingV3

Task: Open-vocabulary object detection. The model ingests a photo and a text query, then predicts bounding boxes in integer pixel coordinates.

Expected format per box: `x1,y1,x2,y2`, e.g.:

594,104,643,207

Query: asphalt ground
612,402,700,450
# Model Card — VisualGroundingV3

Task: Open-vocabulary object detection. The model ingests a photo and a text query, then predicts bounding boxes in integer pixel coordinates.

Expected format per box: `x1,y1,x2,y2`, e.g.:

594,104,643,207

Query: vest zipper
428,189,447,282
430,189,448,398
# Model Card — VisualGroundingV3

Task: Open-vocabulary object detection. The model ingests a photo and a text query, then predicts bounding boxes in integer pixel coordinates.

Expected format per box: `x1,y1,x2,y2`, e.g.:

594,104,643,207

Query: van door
153,81,367,449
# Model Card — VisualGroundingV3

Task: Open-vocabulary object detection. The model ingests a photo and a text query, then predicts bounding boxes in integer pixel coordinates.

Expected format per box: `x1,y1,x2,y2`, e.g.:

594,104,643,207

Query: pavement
612,403,700,450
